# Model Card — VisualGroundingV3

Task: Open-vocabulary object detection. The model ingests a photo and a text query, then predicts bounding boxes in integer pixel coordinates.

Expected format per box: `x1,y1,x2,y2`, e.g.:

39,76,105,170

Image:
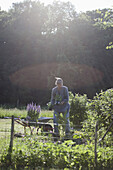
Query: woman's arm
63,87,69,103
51,88,55,105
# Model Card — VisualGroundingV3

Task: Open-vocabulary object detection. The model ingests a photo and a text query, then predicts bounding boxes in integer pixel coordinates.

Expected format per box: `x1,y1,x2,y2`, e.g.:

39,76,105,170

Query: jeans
53,104,70,135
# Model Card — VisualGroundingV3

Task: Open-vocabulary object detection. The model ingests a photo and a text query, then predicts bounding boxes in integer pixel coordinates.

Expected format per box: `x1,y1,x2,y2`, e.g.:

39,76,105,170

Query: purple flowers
27,102,41,120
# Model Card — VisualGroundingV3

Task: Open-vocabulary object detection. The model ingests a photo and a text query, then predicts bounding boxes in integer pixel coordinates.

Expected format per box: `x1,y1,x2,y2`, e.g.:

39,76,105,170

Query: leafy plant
56,112,68,137
83,89,113,143
69,92,88,127
1,136,113,169
54,94,62,105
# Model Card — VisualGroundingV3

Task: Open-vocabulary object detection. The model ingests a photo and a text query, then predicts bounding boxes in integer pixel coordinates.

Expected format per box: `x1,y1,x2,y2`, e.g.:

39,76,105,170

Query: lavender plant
27,102,41,121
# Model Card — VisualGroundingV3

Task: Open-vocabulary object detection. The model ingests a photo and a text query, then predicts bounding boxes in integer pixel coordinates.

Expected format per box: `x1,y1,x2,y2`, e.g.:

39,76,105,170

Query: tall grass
0,107,27,118
0,107,53,118
0,108,53,153
40,110,53,118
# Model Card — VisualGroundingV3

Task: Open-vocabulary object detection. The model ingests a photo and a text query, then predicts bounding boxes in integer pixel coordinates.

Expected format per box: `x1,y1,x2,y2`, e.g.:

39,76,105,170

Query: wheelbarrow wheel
43,124,53,133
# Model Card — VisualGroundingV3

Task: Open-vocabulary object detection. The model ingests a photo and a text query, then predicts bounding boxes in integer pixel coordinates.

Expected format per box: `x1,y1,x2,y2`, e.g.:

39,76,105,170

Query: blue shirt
51,86,69,113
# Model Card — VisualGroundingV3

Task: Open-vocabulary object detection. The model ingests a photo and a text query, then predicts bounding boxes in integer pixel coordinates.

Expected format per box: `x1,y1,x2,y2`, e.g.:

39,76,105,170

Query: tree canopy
0,0,113,105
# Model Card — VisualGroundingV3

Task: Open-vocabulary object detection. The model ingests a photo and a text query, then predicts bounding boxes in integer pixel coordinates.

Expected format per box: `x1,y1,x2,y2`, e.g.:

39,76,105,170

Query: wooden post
9,115,14,153
94,121,98,167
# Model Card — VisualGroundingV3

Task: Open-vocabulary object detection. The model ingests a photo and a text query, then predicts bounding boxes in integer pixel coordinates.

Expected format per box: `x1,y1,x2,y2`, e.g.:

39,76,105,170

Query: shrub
1,137,113,169
83,89,113,143
69,92,88,127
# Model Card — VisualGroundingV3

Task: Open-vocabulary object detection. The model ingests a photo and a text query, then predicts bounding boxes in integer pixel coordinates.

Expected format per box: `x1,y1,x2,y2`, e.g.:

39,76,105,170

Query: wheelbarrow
15,117,53,135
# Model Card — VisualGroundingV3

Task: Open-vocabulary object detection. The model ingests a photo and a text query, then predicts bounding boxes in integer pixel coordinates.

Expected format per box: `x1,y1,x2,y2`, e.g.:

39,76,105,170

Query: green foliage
54,94,62,104
0,107,53,119
0,1,113,105
93,8,113,49
69,92,88,127
0,107,27,118
1,94,113,169
94,8,113,28
1,136,113,169
56,112,68,136
83,89,113,143
106,42,113,49
0,138,9,159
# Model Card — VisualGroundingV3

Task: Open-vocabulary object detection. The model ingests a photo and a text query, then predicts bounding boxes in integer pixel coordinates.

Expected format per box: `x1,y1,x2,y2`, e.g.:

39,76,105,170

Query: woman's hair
55,77,63,86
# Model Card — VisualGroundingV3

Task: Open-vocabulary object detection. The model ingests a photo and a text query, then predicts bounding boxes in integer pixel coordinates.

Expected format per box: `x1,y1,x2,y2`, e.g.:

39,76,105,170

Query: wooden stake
9,115,14,153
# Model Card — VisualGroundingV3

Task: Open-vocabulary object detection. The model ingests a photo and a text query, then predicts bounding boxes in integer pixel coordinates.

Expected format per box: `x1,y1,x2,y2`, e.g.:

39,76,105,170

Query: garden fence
0,118,11,157
0,118,11,143
7,116,113,146
1,116,113,166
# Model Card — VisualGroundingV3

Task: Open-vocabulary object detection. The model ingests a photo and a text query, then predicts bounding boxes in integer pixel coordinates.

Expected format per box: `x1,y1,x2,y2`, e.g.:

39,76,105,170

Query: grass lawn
0,107,53,143
0,107,84,167
0,107,53,118
0,108,53,158
0,107,27,118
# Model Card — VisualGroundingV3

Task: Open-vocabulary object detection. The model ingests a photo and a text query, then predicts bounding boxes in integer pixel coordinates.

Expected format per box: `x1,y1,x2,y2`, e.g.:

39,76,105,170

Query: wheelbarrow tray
15,117,53,134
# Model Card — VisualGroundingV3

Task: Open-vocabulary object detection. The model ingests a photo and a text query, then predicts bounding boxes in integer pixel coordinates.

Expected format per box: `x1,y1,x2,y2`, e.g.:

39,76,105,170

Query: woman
50,77,70,137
